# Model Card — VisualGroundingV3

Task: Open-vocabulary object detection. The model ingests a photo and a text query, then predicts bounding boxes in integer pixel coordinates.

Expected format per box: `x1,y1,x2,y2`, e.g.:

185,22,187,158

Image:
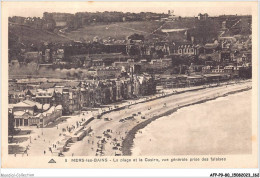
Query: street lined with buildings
9,79,251,157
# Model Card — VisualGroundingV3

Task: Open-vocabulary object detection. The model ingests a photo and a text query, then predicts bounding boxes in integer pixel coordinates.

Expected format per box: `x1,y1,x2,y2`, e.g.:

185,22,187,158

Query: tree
8,113,15,136
128,33,145,41
206,56,212,61
128,45,141,56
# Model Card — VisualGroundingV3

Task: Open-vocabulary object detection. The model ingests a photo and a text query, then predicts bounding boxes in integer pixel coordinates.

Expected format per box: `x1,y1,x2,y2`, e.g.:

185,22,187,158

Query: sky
5,1,253,18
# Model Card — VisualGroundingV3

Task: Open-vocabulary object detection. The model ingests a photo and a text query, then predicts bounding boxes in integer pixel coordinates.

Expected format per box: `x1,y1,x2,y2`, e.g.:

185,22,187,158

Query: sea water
132,90,252,156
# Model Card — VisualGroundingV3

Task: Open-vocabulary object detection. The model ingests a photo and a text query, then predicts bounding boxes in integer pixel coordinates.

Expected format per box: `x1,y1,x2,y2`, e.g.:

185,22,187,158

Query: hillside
9,23,70,45
64,21,166,41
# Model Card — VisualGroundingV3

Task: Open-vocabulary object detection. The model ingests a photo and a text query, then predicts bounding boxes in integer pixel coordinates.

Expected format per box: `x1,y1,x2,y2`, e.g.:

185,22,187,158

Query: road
65,81,251,156
219,19,241,37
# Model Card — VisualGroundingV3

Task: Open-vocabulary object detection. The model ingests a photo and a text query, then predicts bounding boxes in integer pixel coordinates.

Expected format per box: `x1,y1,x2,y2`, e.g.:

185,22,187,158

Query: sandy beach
132,90,252,156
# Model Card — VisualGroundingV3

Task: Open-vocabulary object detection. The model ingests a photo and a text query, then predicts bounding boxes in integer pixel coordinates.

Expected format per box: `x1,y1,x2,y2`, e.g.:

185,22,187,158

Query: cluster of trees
9,16,56,31
9,11,168,33
8,113,15,136
75,11,166,25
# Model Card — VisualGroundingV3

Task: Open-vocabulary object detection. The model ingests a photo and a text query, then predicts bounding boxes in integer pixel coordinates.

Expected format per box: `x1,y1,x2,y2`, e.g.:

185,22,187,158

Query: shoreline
122,86,252,156
9,81,251,156
97,80,250,119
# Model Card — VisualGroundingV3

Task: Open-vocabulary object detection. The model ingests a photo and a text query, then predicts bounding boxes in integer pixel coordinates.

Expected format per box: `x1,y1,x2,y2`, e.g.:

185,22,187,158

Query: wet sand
131,90,252,156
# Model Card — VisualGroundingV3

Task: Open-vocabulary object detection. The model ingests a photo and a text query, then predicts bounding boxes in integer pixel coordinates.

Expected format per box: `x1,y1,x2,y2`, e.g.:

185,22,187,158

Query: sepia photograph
1,1,258,171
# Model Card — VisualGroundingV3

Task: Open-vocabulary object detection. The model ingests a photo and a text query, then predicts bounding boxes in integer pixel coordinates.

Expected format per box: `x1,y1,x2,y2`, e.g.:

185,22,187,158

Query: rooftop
204,43,219,49
39,83,56,89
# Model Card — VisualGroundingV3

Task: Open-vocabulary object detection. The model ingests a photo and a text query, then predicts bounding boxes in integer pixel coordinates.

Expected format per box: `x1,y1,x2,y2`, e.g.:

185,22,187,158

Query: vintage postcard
1,1,258,169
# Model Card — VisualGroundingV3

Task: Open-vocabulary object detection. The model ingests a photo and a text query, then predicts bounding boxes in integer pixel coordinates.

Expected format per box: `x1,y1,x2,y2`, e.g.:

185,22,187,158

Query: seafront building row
9,67,248,128
8,72,156,127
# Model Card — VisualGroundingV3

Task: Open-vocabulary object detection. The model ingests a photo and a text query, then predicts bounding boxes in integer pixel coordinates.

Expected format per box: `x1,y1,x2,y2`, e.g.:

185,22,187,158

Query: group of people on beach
46,116,89,156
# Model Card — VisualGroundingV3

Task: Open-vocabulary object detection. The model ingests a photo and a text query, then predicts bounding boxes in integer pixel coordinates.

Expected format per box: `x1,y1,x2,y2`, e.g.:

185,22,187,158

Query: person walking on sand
44,150,46,155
